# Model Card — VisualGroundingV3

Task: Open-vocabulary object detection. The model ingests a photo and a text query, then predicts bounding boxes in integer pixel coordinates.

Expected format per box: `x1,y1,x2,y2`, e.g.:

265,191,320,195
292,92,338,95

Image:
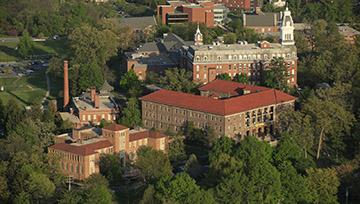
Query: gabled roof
49,140,113,156
103,124,129,132
140,88,296,116
199,79,269,96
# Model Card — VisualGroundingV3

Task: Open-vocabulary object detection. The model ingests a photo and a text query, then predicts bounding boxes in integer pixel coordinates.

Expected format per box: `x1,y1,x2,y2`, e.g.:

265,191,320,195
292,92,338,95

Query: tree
83,185,113,204
168,135,187,163
119,70,143,97
233,73,249,84
81,174,113,204
3,99,23,135
184,154,202,178
276,109,314,159
235,137,282,203
223,32,237,44
69,25,118,66
77,62,104,93
26,172,55,201
18,30,34,58
159,68,197,93
216,73,231,81
213,172,248,204
135,146,172,183
99,154,124,184
303,96,354,160
140,185,156,204
306,168,340,204
263,57,289,91
278,161,313,204
155,173,216,204
120,98,142,128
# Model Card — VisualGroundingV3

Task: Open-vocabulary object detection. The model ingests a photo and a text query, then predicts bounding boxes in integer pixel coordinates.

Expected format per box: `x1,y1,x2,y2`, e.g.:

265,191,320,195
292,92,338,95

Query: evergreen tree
18,30,34,58
120,98,142,128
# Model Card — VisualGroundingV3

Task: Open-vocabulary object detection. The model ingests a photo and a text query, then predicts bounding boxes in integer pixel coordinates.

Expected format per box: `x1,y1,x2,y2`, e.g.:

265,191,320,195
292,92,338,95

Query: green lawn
0,38,67,62
0,70,47,106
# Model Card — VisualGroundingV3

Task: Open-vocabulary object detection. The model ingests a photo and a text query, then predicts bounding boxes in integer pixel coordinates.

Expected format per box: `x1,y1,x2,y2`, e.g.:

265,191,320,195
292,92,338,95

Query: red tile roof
199,79,269,96
49,140,113,156
103,123,128,131
140,88,296,116
129,130,167,142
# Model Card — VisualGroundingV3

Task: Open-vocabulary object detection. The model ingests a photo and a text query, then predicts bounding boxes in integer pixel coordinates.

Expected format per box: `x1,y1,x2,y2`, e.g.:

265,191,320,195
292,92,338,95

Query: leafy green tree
119,70,143,97
26,172,55,201
278,161,313,204
213,172,248,204
18,30,34,58
155,173,216,204
306,168,340,204
58,190,82,204
184,154,202,178
216,73,231,81
276,109,314,159
159,68,197,93
77,62,104,92
303,96,354,160
120,98,142,128
223,32,237,44
83,185,113,204
99,154,124,184
135,146,173,183
140,185,157,204
263,57,289,91
13,192,30,204
69,24,118,66
168,135,187,163
233,73,249,84
3,99,23,135
0,161,9,201
235,137,282,203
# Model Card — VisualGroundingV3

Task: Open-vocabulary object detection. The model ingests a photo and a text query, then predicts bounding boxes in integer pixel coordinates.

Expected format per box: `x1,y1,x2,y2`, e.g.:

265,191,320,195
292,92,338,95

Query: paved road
0,37,19,43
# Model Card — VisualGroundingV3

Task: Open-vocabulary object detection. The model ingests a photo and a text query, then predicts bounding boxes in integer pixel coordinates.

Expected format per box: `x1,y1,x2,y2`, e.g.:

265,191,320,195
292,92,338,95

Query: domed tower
194,24,203,46
280,6,295,46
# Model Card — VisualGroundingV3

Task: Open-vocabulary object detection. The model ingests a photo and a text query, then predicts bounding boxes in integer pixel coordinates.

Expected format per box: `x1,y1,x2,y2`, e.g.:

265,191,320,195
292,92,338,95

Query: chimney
63,60,69,108
90,87,96,102
94,94,100,109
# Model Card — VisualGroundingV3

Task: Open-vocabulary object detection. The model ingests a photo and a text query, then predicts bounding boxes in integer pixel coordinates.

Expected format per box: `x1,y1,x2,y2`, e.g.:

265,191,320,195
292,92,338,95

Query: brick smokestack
63,60,69,108
90,87,96,102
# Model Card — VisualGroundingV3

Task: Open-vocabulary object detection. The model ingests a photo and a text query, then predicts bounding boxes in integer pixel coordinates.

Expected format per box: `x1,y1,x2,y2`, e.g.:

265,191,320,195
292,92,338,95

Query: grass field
0,38,67,62
0,70,47,106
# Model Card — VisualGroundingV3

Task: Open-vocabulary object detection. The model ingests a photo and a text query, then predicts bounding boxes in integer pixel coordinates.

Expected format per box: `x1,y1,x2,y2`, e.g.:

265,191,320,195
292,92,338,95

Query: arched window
204,56,208,61
196,56,200,61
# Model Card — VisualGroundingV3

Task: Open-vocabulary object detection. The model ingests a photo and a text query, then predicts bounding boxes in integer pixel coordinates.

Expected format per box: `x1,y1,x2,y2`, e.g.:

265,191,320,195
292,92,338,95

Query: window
196,65,199,72
196,74,199,79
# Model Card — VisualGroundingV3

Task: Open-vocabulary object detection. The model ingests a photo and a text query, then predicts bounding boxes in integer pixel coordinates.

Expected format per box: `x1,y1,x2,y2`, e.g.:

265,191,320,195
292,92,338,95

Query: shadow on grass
0,45,18,58
7,91,29,106
26,70,47,90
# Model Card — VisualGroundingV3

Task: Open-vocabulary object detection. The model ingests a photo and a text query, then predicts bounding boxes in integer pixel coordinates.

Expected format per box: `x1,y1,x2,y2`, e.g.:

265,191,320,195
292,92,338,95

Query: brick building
48,124,168,180
181,7,297,86
213,0,262,12
126,33,193,80
157,1,229,27
60,61,120,126
140,80,296,140
243,12,281,34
